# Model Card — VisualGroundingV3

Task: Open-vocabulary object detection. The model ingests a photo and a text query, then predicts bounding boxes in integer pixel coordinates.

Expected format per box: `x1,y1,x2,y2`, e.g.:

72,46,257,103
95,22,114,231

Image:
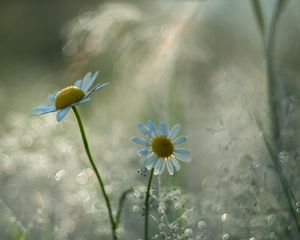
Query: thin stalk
144,169,154,240
259,0,300,235
250,0,265,37
72,106,117,240
115,187,134,228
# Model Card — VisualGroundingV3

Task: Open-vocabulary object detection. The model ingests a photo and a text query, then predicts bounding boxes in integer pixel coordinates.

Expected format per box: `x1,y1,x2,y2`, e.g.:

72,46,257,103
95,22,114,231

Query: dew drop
197,220,207,230
278,151,290,163
269,232,276,240
116,227,125,238
159,223,166,230
159,232,167,238
132,205,140,213
223,233,230,240
21,134,33,147
84,168,94,177
174,201,182,209
184,228,193,237
221,213,229,223
0,154,12,172
54,170,65,181
76,171,89,184
266,214,276,226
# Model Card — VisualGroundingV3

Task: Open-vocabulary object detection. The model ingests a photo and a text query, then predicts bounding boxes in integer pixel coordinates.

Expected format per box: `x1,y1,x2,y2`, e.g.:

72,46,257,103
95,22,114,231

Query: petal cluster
32,71,109,121
132,120,191,175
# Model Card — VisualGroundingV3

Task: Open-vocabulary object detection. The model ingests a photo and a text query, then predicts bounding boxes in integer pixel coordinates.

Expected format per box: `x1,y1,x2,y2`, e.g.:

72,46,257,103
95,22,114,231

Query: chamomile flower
32,71,109,121
132,120,191,175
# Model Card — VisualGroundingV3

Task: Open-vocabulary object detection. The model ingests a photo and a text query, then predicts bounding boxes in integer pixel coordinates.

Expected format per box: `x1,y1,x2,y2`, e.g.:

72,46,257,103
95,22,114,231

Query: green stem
250,0,265,37
72,106,117,240
253,0,300,235
265,1,300,236
115,187,134,228
144,169,154,240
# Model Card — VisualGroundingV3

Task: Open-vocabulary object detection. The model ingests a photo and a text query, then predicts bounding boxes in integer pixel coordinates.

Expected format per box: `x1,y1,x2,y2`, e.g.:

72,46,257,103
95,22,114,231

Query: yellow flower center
151,136,174,159
55,86,85,110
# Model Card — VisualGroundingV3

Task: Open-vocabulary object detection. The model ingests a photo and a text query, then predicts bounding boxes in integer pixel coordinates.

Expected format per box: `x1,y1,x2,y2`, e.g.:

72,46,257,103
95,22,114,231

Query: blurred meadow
1,0,300,239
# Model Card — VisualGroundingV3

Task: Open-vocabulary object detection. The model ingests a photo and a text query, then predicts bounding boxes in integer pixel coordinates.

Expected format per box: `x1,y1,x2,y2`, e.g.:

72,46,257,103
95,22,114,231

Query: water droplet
266,214,276,226
84,168,94,177
278,151,290,163
290,95,298,102
159,232,167,238
197,220,207,230
132,205,140,213
184,228,193,237
92,201,104,211
159,223,166,230
0,154,12,172
116,227,125,238
174,201,182,209
158,204,166,215
76,171,89,184
296,207,300,214
269,232,277,240
296,201,300,207
21,134,33,147
221,213,229,223
54,170,66,181
223,233,230,240
250,237,255,240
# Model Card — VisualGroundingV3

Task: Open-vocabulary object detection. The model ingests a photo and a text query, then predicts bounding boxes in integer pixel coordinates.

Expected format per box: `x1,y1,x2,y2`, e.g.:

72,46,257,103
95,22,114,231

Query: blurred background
1,0,300,239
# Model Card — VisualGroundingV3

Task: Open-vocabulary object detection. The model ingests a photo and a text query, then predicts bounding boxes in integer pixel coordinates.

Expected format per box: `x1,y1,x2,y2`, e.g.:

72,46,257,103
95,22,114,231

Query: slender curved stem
250,0,265,37
72,106,117,240
265,1,300,236
251,0,300,235
144,169,154,240
115,187,134,228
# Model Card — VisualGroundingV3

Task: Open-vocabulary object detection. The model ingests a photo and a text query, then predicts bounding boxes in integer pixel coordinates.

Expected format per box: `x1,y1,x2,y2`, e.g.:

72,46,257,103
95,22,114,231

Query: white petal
143,153,157,170
169,123,181,139
145,120,158,136
137,123,151,137
48,94,56,102
31,108,57,117
131,137,150,146
166,160,174,175
137,148,152,157
85,82,110,98
174,153,191,163
158,161,166,174
150,158,159,169
171,157,181,171
173,136,188,145
74,97,91,106
81,72,92,91
32,105,56,112
159,122,169,136
154,160,166,175
82,71,99,92
154,160,163,175
175,148,191,156
56,107,71,121
74,80,82,88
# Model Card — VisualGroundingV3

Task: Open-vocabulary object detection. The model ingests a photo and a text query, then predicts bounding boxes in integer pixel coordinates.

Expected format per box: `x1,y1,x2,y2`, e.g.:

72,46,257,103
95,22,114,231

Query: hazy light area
1,0,300,239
